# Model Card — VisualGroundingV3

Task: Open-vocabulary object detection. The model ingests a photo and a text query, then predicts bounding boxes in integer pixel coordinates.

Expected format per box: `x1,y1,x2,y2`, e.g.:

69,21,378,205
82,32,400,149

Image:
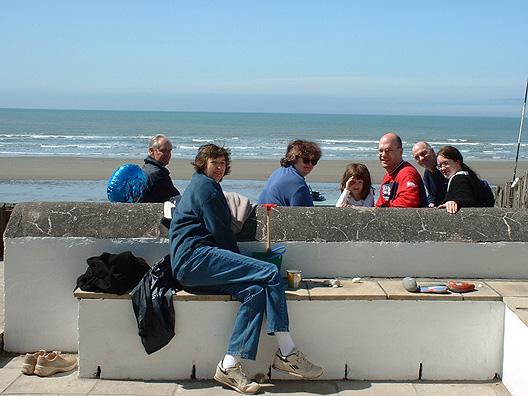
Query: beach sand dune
2,157,527,186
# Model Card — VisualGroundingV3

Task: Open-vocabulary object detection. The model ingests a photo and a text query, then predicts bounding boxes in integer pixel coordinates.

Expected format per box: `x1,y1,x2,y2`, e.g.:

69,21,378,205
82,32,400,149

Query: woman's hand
438,200,459,214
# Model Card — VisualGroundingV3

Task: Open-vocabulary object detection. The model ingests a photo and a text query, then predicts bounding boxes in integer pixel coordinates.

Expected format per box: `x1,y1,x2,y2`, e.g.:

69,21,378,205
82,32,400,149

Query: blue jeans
173,245,289,360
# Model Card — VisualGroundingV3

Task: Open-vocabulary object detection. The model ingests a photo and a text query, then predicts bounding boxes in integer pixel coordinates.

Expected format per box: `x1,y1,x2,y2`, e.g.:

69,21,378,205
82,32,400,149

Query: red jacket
376,161,427,208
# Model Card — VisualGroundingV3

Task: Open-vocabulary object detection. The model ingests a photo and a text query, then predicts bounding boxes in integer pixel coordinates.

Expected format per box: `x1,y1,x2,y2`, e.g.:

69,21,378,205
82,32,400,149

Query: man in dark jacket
139,134,180,203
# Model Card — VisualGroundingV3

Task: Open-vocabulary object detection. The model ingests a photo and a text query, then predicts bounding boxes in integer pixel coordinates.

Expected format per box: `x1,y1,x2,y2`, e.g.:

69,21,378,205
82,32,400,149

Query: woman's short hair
191,144,231,176
280,139,322,167
340,163,372,200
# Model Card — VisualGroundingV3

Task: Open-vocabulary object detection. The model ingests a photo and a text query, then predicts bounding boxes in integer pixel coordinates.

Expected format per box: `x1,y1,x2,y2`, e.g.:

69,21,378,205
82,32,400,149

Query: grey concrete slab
413,381,511,396
486,280,528,297
2,371,96,395
305,279,386,300
379,280,463,301
337,381,418,395
90,378,178,395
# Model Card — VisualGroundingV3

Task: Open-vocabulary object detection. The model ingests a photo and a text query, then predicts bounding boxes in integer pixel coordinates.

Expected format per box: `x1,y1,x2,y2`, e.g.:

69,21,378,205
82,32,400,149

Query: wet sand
2,157,527,186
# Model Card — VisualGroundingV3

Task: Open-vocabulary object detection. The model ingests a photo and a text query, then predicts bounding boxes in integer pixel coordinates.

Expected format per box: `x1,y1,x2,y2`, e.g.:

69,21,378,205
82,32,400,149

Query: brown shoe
34,352,77,377
21,350,46,375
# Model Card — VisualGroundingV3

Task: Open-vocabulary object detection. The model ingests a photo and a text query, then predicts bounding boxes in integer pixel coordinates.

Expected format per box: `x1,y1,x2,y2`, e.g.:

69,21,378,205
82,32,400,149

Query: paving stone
379,279,462,301
90,378,178,395
3,371,96,395
413,381,511,396
486,281,528,297
305,279,386,300
337,381,418,395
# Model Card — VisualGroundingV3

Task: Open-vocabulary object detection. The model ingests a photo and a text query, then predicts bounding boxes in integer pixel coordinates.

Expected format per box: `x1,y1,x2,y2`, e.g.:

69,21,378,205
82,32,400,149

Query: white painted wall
78,298,504,381
4,235,527,352
502,307,528,396
4,237,169,352
239,241,528,279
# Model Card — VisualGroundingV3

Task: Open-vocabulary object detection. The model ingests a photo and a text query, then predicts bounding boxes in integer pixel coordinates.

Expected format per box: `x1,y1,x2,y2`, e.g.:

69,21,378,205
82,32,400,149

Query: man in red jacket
376,133,427,208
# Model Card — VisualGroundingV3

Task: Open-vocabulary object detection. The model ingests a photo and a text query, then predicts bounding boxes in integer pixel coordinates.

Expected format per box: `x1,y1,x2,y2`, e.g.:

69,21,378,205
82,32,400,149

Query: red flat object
447,281,475,293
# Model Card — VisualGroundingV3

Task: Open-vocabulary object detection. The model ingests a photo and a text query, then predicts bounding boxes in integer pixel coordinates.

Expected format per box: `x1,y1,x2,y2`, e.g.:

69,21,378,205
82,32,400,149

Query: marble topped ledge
74,278,513,302
7,202,528,243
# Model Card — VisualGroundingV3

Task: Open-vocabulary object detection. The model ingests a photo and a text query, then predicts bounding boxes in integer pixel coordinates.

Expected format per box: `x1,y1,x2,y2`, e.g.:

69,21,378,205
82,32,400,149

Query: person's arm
290,184,314,206
201,191,241,253
335,189,349,207
423,174,436,207
439,175,478,213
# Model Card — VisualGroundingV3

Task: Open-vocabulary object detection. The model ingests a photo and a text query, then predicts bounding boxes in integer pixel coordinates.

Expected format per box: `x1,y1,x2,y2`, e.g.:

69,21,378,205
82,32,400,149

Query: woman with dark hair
257,139,322,206
170,144,322,394
436,145,482,214
335,163,375,207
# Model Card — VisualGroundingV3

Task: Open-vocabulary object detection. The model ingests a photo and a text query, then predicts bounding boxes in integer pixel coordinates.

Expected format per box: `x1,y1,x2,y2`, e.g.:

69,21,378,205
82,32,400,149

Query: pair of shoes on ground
214,348,322,394
21,350,77,376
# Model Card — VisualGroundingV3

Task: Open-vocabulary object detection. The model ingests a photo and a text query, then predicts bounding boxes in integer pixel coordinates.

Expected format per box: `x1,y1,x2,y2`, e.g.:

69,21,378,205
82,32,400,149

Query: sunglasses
296,156,318,166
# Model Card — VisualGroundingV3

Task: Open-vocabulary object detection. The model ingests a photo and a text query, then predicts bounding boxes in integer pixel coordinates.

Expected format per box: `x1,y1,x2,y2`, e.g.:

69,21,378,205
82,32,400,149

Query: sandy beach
2,156,528,187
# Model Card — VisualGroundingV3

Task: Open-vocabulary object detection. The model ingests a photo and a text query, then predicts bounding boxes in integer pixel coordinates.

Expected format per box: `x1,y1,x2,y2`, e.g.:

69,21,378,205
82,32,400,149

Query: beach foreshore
2,157,527,186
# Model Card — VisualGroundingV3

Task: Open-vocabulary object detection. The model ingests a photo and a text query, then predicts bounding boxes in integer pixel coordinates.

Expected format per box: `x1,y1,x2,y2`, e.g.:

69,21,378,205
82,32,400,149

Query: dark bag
478,180,495,207
131,255,181,354
76,251,150,295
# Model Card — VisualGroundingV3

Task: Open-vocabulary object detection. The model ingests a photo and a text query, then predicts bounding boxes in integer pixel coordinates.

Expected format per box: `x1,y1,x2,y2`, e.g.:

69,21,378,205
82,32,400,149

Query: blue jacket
423,168,448,206
257,166,313,206
169,172,240,277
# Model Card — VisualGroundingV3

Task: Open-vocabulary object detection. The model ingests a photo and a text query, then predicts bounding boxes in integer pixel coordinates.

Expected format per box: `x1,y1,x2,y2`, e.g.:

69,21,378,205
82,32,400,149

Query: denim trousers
174,245,290,360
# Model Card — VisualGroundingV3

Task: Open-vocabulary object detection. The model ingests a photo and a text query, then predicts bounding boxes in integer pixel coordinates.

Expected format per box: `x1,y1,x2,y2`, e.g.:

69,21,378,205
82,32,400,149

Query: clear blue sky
1,1,527,116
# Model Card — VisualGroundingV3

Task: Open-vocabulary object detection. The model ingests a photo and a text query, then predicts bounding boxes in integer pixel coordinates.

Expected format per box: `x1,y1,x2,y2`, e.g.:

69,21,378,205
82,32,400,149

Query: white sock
275,332,296,357
222,354,239,369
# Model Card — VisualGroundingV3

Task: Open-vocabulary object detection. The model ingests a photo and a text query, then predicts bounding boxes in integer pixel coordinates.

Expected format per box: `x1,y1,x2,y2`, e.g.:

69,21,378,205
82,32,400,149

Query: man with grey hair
412,141,448,207
139,134,180,203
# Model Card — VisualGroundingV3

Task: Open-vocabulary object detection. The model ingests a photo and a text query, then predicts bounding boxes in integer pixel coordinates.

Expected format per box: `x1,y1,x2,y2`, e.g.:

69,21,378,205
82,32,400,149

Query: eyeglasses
296,156,318,166
436,161,451,170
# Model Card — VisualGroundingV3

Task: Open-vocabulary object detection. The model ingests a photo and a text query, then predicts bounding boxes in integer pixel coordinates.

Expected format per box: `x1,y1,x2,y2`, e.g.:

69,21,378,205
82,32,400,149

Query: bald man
412,142,448,207
376,133,427,208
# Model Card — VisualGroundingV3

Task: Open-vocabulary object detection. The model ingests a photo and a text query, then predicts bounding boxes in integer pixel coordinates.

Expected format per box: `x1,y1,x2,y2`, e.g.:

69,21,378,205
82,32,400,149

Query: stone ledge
6,202,528,243
73,278,517,302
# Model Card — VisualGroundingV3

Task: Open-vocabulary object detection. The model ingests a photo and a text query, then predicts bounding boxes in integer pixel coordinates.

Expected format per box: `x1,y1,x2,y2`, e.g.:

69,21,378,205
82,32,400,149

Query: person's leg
175,246,289,360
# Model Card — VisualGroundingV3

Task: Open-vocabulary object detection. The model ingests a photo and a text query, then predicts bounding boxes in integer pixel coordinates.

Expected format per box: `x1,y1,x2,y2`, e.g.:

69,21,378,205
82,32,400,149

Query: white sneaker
214,361,261,394
272,348,323,378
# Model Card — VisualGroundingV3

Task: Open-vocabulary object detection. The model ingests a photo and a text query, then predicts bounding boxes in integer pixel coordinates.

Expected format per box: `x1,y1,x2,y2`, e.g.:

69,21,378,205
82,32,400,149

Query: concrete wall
4,202,528,353
78,297,504,381
503,305,528,396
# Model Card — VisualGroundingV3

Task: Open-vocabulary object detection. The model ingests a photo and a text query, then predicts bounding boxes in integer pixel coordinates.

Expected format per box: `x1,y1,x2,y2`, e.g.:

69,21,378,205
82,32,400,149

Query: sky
1,1,527,116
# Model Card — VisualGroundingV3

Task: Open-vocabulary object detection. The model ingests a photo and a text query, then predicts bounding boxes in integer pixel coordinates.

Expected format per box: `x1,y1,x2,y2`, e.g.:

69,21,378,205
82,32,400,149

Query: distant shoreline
2,156,527,186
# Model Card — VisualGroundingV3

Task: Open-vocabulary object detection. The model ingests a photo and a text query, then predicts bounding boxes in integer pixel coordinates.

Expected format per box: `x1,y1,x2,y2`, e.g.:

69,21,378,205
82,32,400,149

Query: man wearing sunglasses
412,141,448,207
258,139,322,206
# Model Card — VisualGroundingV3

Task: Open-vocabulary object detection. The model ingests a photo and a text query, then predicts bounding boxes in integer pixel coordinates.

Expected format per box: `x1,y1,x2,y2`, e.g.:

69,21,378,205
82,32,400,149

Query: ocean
0,108,523,161
0,108,524,204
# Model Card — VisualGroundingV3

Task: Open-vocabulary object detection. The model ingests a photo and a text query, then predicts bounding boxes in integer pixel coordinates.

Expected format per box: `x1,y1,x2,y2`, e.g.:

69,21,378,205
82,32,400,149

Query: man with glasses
139,134,181,203
258,139,321,206
376,133,427,208
412,141,448,207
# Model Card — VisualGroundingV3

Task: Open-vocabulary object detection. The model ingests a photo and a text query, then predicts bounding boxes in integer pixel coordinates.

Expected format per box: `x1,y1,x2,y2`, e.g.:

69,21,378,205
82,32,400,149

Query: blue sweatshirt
257,166,313,207
169,172,240,276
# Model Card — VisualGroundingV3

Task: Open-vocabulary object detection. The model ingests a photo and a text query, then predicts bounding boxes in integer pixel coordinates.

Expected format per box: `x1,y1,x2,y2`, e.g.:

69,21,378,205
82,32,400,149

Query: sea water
0,108,524,203
0,108,523,161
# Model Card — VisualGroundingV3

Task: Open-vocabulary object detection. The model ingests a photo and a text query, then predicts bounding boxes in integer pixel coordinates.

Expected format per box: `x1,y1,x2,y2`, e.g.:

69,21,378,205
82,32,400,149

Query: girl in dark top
436,145,482,214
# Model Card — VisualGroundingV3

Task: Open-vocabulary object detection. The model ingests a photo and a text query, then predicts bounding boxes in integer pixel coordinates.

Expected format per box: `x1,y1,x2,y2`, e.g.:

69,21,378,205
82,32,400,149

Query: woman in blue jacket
169,144,322,394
